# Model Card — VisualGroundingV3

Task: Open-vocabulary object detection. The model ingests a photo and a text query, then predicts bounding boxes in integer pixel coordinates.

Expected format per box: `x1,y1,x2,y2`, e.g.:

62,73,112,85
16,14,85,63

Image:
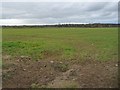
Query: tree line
2,23,119,28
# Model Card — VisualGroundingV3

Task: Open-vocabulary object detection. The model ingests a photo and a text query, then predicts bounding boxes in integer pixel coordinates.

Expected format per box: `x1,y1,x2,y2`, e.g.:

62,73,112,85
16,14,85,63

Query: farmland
2,27,118,88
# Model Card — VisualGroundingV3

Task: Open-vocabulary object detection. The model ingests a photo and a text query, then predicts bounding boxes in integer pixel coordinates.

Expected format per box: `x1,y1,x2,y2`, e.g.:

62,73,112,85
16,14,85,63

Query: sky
0,0,119,25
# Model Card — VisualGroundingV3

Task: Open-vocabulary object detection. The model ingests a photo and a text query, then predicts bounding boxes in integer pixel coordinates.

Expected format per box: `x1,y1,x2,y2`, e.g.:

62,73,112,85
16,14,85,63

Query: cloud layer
1,2,118,25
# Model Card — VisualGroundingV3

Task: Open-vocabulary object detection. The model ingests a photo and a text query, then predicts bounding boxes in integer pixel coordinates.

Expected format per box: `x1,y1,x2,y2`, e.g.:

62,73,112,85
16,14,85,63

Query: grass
53,62,69,72
2,27,118,61
48,80,80,88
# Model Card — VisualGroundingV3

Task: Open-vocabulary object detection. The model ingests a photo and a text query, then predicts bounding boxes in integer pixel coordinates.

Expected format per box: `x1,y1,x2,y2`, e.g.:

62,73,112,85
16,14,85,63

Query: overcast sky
0,1,118,25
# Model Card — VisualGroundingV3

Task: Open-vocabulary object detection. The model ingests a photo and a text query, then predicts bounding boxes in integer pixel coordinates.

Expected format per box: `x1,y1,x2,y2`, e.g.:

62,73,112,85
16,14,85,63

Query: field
2,27,118,88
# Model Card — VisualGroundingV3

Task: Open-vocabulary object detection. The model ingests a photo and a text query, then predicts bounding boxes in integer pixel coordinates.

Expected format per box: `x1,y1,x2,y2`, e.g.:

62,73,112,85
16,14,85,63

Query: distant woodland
2,23,119,28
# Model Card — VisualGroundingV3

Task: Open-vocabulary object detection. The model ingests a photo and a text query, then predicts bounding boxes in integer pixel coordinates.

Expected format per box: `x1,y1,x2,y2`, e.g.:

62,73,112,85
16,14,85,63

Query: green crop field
2,27,118,88
2,27,118,62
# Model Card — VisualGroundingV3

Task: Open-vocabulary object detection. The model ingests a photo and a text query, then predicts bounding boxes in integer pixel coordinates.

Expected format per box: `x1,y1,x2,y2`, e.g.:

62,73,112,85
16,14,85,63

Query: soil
2,55,118,88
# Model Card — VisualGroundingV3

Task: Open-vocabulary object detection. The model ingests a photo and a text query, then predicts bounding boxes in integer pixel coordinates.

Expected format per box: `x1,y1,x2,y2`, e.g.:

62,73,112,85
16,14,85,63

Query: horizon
1,22,119,26
0,21,118,26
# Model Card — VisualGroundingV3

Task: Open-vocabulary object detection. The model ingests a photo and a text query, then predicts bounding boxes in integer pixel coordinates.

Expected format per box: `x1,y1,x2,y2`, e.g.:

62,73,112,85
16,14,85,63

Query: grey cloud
1,2,118,24
83,2,108,11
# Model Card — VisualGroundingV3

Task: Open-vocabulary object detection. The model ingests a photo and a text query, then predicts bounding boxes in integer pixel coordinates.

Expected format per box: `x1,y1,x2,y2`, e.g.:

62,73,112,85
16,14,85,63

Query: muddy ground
2,55,118,88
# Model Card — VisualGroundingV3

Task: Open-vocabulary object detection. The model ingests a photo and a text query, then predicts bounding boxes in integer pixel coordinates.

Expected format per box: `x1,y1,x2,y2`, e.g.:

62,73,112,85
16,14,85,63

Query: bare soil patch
2,55,118,88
